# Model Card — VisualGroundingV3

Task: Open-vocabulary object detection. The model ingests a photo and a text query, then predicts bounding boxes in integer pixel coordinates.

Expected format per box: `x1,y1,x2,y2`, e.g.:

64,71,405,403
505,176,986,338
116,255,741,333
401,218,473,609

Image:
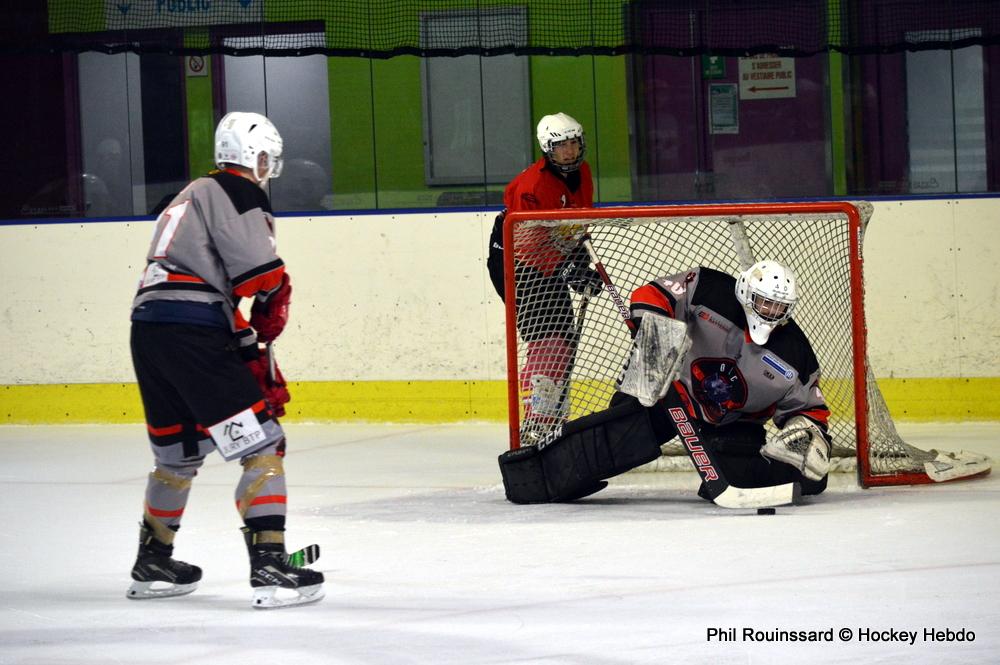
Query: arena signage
105,0,261,30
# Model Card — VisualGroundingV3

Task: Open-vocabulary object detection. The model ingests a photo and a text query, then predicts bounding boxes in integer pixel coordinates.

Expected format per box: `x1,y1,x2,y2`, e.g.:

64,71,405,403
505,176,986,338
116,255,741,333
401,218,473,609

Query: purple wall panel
858,53,909,194
0,54,73,218
639,53,828,201
639,55,701,201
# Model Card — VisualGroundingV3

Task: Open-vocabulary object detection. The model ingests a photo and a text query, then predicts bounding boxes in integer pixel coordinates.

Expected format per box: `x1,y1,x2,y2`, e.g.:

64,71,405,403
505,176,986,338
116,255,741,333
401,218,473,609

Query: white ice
0,422,998,665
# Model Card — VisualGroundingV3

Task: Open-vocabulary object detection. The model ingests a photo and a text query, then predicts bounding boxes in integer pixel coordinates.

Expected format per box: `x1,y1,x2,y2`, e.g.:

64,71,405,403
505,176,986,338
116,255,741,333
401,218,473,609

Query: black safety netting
7,0,1000,57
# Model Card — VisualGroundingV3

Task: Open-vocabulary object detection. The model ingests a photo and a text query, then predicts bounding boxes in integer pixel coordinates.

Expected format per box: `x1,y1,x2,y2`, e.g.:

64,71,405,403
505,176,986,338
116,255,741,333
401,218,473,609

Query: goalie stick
552,288,591,420
664,384,800,509
584,235,799,509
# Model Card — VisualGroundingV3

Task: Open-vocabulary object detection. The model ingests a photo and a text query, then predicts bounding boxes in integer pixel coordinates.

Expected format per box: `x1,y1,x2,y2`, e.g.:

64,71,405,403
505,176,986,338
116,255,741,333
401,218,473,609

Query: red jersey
504,158,594,276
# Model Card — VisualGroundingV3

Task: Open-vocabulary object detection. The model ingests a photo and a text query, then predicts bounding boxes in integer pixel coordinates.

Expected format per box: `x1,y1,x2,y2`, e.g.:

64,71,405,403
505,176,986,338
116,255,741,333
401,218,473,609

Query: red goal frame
501,201,968,488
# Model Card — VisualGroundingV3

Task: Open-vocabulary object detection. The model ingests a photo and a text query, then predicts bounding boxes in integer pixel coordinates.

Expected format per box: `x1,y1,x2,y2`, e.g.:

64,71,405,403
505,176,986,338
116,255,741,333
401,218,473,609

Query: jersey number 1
153,200,190,259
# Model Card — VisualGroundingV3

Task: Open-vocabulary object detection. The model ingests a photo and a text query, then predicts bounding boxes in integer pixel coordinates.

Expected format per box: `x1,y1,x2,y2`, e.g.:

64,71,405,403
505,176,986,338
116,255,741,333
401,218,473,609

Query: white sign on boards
738,56,796,100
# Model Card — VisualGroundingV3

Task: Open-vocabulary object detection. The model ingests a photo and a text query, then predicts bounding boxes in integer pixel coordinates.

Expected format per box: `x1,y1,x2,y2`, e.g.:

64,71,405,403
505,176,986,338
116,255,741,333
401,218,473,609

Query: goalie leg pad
500,401,663,503
498,445,551,504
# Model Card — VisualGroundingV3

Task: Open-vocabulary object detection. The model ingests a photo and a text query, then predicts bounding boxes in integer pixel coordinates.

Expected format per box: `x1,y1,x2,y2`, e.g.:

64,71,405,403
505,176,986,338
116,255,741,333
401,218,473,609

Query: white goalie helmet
735,260,798,345
214,112,284,185
536,112,586,173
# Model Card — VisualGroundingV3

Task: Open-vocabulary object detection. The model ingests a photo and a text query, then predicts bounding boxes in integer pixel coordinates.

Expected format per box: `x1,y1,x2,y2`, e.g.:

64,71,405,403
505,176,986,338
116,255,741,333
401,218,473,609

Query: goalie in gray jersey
498,260,832,505
618,261,833,498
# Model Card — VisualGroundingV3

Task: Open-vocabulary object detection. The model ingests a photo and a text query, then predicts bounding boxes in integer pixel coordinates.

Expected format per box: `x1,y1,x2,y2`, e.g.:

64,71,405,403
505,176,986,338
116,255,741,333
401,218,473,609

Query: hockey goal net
503,201,991,487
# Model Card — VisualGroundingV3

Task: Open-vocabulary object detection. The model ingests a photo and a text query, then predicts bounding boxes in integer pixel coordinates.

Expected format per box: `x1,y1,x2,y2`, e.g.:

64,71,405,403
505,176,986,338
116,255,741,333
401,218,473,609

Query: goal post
502,201,991,488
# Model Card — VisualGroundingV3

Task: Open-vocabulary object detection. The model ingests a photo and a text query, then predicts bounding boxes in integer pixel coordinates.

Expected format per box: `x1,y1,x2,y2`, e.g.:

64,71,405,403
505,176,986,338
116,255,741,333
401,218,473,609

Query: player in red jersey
487,113,603,444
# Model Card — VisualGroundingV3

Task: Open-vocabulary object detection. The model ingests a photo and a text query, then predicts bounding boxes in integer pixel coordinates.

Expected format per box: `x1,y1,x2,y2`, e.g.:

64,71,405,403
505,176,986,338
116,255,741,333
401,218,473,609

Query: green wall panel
185,56,215,178
329,58,377,209
531,56,631,202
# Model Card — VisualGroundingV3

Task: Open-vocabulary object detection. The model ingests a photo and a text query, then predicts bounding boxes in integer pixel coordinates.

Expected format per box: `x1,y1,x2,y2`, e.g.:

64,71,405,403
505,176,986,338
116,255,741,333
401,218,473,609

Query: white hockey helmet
536,112,586,173
735,260,798,345
214,112,284,184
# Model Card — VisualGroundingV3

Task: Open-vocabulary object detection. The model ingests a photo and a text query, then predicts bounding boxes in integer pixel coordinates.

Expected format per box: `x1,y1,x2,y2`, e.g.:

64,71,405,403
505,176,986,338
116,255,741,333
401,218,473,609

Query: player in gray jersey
499,260,832,506
126,112,324,609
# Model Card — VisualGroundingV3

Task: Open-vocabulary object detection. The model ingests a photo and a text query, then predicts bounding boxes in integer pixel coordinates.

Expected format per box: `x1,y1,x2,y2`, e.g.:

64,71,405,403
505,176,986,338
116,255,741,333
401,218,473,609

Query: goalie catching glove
617,312,691,407
761,416,831,481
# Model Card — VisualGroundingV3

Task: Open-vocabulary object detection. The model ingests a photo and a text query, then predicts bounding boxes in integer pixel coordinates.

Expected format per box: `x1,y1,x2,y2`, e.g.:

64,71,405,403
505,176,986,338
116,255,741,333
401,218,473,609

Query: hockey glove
250,272,291,343
762,416,831,481
559,260,603,298
246,353,291,418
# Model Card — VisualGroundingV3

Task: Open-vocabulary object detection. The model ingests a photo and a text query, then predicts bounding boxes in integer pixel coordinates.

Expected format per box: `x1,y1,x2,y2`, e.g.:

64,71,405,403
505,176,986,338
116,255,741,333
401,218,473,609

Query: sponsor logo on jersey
762,353,794,380
697,310,732,332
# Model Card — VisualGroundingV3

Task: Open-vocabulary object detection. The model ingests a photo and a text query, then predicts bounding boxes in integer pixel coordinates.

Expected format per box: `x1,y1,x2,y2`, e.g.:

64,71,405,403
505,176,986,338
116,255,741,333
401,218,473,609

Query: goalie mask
536,112,586,174
735,260,798,345
214,112,284,186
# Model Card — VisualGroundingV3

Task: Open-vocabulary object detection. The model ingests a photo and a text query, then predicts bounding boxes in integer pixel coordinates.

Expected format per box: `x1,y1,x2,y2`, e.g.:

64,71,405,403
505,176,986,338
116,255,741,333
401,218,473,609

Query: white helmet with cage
735,260,798,345
214,112,284,185
536,112,586,173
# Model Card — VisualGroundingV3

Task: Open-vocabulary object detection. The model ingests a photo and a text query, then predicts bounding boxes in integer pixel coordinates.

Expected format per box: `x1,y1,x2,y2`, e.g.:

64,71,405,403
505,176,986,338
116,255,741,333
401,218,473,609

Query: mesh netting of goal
503,201,991,488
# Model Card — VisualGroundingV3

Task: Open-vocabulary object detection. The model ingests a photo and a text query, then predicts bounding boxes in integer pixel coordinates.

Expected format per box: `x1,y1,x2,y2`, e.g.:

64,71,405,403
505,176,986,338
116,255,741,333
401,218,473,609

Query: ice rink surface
0,421,997,665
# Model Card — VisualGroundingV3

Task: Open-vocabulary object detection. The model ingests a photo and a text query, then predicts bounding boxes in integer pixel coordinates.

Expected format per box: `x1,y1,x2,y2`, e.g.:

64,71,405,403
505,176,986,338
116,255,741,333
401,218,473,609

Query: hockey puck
757,508,777,515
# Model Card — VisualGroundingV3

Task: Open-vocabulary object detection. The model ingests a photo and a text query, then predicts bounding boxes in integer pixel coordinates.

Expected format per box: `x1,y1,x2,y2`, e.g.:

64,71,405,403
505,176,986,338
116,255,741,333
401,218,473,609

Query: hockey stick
554,292,590,419
266,341,276,384
584,234,798,508
581,235,636,334
265,343,319,563
288,543,320,567
664,383,800,509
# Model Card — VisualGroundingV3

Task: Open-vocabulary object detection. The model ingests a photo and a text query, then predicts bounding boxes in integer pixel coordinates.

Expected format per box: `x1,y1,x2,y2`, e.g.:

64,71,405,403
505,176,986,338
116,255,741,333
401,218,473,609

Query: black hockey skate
242,527,324,609
126,522,202,600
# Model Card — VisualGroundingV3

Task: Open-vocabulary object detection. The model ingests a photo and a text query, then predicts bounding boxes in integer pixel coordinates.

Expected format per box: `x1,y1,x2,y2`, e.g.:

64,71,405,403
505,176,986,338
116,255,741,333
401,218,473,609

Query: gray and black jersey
131,170,286,348
630,267,830,431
